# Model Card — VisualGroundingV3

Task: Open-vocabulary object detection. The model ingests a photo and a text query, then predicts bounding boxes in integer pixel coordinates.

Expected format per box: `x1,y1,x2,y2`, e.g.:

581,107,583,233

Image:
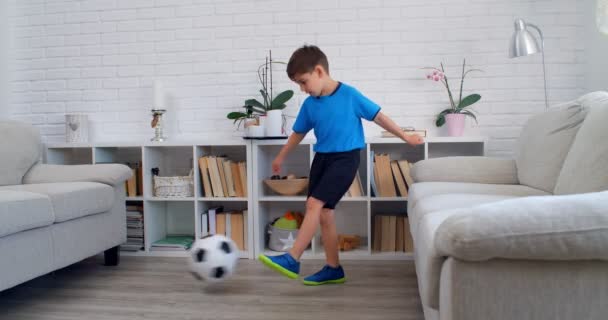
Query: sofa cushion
434,191,608,262
554,92,608,195
0,121,41,186
514,99,587,193
0,182,114,222
407,182,549,217
0,190,54,238
409,193,517,241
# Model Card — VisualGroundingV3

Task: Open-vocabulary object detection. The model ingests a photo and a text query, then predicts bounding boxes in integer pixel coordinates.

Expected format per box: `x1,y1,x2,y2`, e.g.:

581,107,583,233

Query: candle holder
150,109,167,142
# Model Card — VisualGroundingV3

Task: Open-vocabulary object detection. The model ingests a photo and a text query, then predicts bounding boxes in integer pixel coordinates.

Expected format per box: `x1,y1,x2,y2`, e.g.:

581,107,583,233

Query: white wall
7,0,588,156
585,0,608,92
0,0,8,119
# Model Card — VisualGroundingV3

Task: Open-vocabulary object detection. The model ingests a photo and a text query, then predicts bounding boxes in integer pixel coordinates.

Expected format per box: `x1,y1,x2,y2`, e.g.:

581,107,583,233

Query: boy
259,45,424,285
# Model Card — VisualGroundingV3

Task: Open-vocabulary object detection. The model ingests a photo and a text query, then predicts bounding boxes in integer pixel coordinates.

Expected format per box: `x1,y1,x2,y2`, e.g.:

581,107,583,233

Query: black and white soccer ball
189,234,239,283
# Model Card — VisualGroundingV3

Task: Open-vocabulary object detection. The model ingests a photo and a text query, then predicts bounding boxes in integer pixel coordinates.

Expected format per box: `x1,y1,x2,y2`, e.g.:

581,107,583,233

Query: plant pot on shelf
245,125,265,137
445,113,465,136
265,109,284,137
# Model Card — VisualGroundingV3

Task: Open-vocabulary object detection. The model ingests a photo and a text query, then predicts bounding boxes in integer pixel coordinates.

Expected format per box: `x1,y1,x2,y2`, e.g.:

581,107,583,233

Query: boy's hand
272,156,283,174
404,134,424,145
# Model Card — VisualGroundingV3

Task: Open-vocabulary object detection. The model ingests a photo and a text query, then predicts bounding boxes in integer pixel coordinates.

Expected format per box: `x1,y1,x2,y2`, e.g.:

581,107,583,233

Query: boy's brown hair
286,45,329,80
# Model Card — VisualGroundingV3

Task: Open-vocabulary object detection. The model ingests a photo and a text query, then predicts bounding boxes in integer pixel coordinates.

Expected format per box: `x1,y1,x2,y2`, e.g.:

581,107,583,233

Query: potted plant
227,50,294,137
424,59,482,136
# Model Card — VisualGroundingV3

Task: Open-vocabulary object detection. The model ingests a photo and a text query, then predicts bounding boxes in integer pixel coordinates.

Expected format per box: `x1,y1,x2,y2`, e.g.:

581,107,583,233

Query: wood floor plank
0,256,424,320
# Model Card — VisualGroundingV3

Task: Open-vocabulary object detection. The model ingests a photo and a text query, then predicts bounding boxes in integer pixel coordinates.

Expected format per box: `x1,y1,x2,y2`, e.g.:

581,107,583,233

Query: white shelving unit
46,136,485,261
46,140,254,259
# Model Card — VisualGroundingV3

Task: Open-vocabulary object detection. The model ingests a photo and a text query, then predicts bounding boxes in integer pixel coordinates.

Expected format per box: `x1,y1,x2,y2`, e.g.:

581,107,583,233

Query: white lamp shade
509,18,541,58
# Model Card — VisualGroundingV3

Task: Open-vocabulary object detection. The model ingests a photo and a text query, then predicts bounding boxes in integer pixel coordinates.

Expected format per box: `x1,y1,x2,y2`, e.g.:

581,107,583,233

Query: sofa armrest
435,191,608,261
23,163,132,187
411,156,519,184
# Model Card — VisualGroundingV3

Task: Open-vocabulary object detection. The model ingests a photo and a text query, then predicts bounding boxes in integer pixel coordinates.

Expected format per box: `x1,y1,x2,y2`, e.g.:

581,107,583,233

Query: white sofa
408,91,608,320
0,121,132,292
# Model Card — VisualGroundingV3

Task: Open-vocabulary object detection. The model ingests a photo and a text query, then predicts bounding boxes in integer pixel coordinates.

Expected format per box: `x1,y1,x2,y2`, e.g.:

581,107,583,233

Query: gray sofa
0,121,131,292
408,91,608,320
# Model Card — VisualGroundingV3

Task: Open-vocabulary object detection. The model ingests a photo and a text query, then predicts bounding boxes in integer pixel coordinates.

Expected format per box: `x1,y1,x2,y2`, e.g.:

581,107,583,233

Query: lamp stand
527,23,549,109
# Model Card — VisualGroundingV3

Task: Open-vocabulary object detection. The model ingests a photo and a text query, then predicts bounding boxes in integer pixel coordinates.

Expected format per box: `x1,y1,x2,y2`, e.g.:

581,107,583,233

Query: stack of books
344,170,364,197
121,204,144,252
380,128,427,138
151,235,194,251
200,206,248,251
198,156,247,198
370,151,415,197
373,214,414,253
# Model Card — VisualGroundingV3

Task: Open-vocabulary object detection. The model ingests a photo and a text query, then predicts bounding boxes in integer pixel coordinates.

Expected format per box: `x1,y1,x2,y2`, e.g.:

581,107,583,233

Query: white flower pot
265,109,284,137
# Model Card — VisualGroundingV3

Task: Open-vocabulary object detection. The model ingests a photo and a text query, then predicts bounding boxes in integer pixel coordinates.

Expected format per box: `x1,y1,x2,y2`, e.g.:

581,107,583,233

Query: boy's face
292,65,325,97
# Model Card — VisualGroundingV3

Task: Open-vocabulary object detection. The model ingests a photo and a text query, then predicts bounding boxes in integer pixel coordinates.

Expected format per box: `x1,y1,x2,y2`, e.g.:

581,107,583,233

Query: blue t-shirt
292,82,381,153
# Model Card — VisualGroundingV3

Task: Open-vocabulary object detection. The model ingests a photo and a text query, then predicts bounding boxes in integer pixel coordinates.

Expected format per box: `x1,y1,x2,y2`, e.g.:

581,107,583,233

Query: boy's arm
373,112,424,145
272,132,306,173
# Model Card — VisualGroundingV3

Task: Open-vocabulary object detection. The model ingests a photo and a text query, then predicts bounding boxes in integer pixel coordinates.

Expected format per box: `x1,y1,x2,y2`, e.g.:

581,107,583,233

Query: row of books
120,204,144,252
201,206,248,251
344,171,364,197
125,162,143,197
371,151,414,197
373,214,414,252
198,156,247,198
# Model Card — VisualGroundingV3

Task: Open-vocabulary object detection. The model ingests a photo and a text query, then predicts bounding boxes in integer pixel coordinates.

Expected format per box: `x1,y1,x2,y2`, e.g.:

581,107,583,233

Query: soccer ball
189,234,239,283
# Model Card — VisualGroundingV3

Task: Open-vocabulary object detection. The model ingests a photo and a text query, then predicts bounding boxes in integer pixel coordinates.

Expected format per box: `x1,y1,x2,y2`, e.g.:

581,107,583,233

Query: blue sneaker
258,253,300,279
302,265,346,285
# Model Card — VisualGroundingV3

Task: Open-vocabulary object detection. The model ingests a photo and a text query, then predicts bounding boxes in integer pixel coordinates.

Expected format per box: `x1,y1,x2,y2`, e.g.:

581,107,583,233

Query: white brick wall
7,0,591,157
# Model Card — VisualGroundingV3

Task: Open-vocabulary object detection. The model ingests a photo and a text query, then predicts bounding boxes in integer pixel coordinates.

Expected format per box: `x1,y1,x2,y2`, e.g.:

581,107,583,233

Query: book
151,235,194,250
397,160,415,188
391,160,408,197
381,128,427,138
198,157,213,197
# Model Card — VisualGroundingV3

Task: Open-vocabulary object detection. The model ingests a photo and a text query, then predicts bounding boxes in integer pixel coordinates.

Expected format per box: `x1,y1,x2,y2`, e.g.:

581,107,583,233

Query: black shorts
308,149,361,209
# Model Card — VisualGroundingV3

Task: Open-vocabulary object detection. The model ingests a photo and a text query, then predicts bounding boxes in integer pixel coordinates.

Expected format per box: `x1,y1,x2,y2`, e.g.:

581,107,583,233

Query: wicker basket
264,178,308,196
153,170,194,197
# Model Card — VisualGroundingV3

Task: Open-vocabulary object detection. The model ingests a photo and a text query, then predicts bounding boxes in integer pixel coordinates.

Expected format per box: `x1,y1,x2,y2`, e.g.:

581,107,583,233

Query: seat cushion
0,182,114,222
414,209,459,309
0,190,54,237
407,182,549,217
409,193,518,241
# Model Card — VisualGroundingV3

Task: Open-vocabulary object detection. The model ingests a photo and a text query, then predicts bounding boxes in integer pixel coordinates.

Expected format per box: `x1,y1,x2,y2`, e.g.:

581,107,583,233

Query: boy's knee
320,209,334,225
306,197,325,212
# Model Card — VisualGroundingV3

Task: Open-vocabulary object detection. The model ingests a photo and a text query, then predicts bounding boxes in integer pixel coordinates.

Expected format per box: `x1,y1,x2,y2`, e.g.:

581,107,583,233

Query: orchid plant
423,59,482,127
227,50,294,129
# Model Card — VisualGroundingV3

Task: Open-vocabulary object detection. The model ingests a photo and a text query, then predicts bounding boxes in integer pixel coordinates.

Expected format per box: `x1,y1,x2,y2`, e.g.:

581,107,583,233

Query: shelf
45,137,484,260
198,197,248,202
259,196,307,202
147,197,195,201
123,250,250,259
371,197,408,201
341,196,368,202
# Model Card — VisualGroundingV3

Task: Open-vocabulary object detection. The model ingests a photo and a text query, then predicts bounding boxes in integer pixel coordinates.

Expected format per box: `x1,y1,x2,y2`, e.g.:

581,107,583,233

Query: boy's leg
258,196,324,279
320,208,340,267
288,196,325,260
302,208,346,285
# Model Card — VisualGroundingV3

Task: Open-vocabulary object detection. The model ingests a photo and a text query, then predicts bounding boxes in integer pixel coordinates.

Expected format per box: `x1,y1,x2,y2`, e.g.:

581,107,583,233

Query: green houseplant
424,59,482,130
227,51,294,133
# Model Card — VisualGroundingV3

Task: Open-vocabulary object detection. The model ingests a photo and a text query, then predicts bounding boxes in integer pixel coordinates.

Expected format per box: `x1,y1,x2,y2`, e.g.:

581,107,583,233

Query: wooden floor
0,256,424,320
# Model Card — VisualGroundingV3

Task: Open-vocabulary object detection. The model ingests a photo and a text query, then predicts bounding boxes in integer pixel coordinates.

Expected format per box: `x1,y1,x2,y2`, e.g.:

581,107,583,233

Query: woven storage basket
153,170,194,197
264,178,308,196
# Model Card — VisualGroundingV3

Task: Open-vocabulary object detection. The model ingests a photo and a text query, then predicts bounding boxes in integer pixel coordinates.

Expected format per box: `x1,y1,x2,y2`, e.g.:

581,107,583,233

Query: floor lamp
509,18,549,109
